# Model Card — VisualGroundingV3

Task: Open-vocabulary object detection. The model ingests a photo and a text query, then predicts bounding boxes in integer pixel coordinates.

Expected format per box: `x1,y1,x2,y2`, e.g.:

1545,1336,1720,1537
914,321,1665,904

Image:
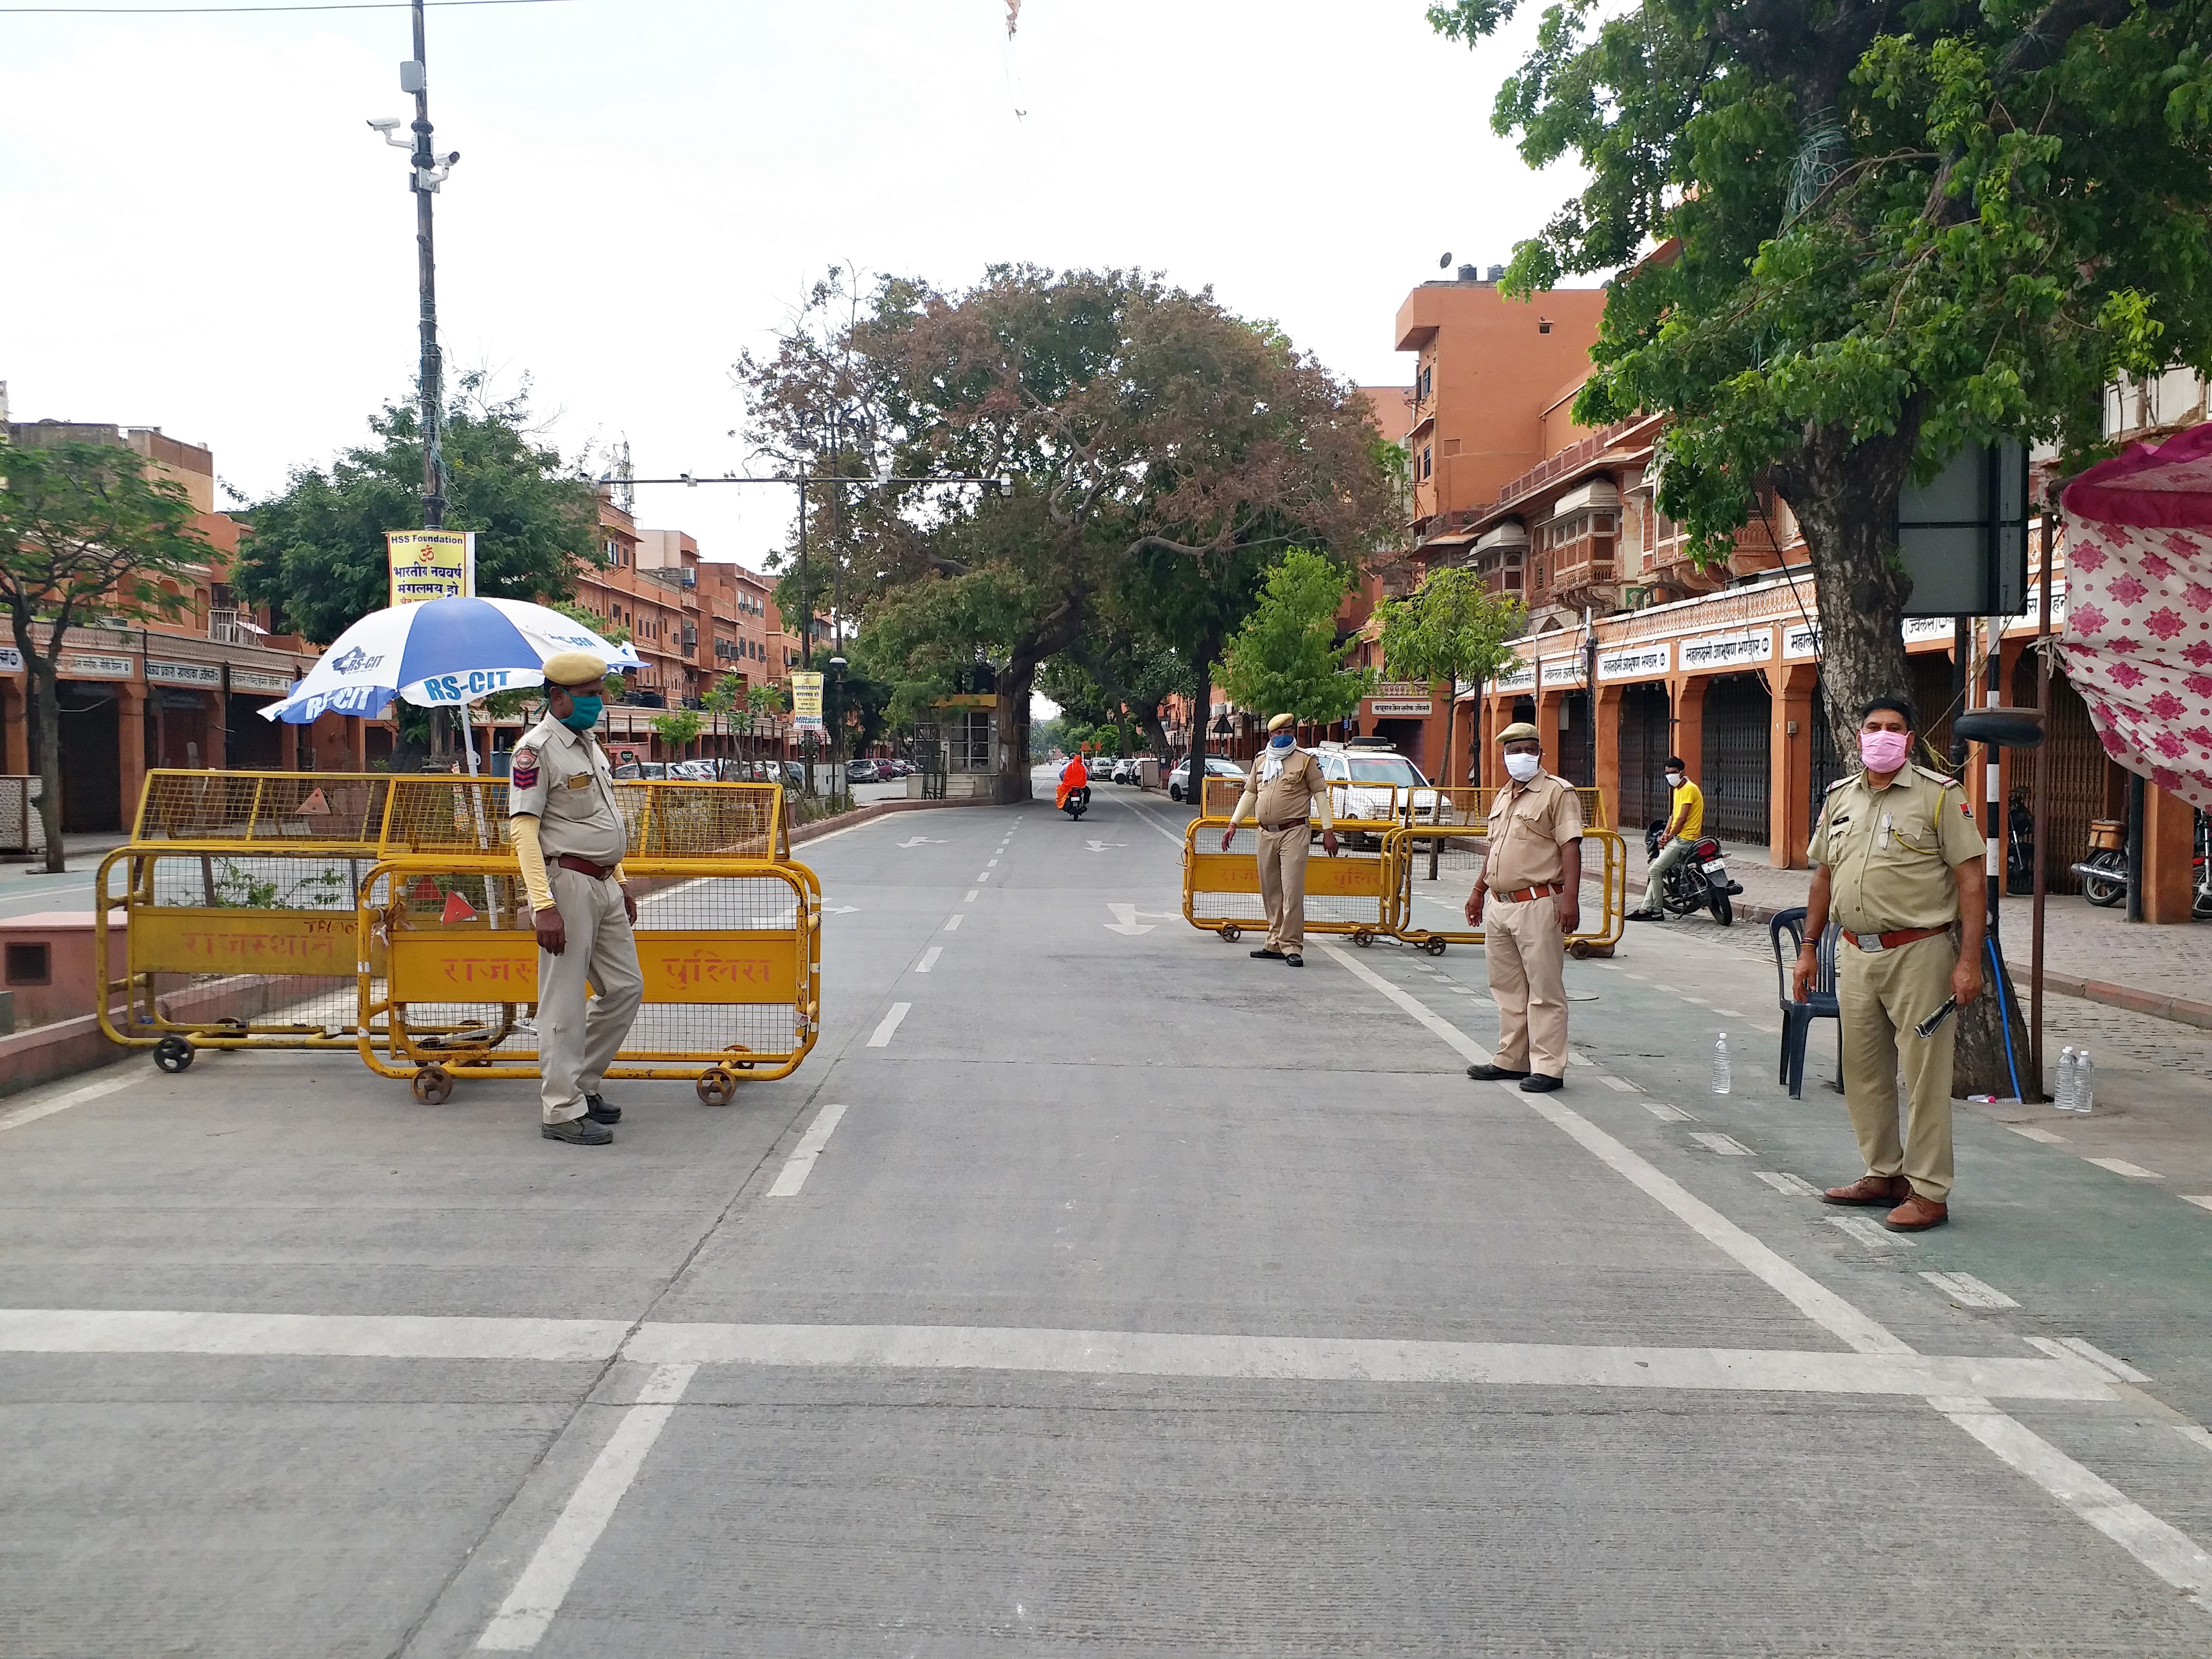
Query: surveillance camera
368,116,402,133
445,150,460,165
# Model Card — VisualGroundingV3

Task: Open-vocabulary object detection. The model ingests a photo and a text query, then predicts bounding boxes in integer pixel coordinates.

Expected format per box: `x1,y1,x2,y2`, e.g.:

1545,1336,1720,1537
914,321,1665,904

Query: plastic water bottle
2056,1047,2078,1113
2075,1053,2096,1117
1712,1033,1731,1095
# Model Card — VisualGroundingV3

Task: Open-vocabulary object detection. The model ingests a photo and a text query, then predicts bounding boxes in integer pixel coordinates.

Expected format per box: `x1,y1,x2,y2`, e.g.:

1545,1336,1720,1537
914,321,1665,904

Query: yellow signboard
386,530,476,607
790,671,825,736
131,908,365,977
387,927,801,1005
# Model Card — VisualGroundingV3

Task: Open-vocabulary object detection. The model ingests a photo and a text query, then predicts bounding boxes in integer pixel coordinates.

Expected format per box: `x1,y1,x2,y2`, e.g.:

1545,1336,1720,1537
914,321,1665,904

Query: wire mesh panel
96,845,389,1058
620,782,785,859
132,769,390,848
1382,825,1629,954
358,854,820,1097
1181,820,1394,940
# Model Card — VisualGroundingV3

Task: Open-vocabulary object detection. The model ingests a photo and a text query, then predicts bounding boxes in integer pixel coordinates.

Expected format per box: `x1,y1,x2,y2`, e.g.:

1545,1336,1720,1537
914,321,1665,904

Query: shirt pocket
1887,805,1939,856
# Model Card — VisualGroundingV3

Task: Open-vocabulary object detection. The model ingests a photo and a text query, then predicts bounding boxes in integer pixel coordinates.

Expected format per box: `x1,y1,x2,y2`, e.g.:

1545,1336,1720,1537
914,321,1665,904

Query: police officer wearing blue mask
508,651,644,1145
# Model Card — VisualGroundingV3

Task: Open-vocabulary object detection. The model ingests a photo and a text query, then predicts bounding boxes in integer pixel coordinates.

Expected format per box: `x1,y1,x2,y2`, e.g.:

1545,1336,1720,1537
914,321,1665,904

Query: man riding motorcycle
1627,757,1703,922
1055,751,1091,815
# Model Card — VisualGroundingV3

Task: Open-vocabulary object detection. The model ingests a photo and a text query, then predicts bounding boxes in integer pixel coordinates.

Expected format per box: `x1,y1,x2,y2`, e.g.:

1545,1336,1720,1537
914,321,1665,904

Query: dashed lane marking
866,1004,911,1048
2179,1426,2212,1455
1598,1075,1639,1093
2026,1335,2151,1384
1827,1215,1915,1250
2005,1123,2069,1144
1644,1102,1695,1122
1689,1131,1753,1156
0,1066,143,1135
2185,1196,2212,1214
1921,1271,2019,1309
1755,1171,1818,1197
942,914,963,932
767,1103,848,1198
2084,1156,2162,1180
914,947,942,974
963,890,979,902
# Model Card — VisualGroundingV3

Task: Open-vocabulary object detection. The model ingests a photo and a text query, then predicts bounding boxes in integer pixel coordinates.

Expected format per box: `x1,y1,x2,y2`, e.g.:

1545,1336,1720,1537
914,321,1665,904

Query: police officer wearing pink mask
1794,696,1986,1231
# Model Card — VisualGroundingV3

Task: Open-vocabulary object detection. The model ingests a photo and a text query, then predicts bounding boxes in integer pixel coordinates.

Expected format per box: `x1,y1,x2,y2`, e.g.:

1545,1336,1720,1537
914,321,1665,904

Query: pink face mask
1859,728,1911,773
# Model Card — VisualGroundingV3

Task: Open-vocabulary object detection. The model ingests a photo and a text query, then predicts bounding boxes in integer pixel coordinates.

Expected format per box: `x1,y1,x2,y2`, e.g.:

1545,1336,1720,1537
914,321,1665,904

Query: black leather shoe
1625,910,1664,922
584,1093,621,1124
1284,953,1304,967
1466,1063,1531,1081
1250,948,1286,960
1519,1073,1564,1093
542,1116,613,1145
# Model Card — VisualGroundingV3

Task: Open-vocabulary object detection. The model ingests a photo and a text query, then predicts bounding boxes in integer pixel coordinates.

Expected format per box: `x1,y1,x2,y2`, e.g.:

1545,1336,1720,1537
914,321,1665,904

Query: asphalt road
4,771,2211,1656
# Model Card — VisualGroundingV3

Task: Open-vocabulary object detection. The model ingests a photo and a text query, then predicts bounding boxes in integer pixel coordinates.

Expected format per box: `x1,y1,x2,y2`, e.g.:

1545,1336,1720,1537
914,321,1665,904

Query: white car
1313,744,1442,837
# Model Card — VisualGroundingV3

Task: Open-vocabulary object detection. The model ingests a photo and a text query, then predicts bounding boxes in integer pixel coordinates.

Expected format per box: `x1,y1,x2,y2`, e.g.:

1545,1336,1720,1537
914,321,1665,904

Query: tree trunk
1137,704,1172,772
1777,413,2020,1097
34,654,66,874
1187,634,1220,817
997,657,1038,803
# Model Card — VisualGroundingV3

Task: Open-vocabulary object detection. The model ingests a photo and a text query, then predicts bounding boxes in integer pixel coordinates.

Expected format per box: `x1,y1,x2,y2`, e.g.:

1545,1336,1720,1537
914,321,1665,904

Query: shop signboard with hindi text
1678,626,1775,673
385,530,476,607
790,671,825,737
1540,655,1587,688
1597,640,1671,682
146,661,222,689
1490,658,1537,694
231,668,296,695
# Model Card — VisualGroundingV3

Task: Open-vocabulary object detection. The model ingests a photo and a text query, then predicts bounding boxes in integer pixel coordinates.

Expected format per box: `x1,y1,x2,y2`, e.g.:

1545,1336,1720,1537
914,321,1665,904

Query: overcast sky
1,0,1587,571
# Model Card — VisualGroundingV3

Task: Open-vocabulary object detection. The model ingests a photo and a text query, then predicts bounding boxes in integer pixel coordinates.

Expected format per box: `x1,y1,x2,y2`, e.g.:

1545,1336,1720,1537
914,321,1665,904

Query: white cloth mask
1503,753,1542,783
1665,772,1683,788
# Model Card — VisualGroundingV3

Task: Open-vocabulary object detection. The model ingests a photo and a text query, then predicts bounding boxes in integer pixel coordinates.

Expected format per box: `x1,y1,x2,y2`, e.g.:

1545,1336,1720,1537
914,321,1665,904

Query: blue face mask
1270,731,1295,749
559,693,603,732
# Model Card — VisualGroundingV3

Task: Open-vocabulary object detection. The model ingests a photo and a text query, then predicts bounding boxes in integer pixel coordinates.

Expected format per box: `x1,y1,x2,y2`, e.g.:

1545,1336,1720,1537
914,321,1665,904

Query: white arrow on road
822,904,860,914
1084,840,1127,852
897,836,947,848
1104,904,1180,936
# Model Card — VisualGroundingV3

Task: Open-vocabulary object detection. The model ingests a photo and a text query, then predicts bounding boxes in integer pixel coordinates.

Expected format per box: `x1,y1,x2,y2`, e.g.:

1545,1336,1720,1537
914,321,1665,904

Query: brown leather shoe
1821,1173,1911,1206
1883,1193,1950,1232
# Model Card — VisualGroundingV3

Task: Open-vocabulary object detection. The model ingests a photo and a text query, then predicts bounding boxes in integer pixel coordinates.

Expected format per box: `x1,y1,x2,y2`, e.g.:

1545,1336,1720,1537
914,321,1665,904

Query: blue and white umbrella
259,596,643,726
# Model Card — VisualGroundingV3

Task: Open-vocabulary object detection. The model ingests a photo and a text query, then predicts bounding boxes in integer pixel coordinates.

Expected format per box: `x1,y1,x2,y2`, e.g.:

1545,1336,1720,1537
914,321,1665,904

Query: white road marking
2084,1156,2162,1179
1689,1131,1753,1156
1321,939,2212,1591
866,1004,911,1048
1598,1075,1640,1093
1567,1050,1594,1067
0,1308,628,1361
0,1067,144,1135
976,871,992,882
767,1103,848,1197
1921,1271,2019,1309
2025,1335,2152,1383
1827,1215,1915,1250
914,947,942,974
987,859,999,867
1125,803,1193,847
2185,1196,2212,1214
1644,1102,1695,1122
963,889,979,902
942,914,962,931
476,1362,698,1650
1713,1008,1747,1018
800,817,888,847
1935,1398,2212,1599
1681,995,1713,1007
1755,1171,1818,1196
2005,1123,2069,1144
2178,1426,2212,1455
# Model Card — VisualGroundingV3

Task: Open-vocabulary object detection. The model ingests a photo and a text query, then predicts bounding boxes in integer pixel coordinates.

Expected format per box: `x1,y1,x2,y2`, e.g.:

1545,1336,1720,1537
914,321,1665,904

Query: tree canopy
1218,549,1371,726
1429,0,2212,744
234,374,600,645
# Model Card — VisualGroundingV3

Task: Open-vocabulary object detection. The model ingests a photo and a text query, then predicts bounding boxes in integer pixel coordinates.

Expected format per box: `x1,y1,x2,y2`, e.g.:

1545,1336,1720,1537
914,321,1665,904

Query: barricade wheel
212,1016,248,1033
412,1064,454,1105
153,1036,194,1074
1353,930,1374,948
696,1067,738,1107
1218,926,1241,942
1569,940,1592,960
723,1043,756,1072
1425,937,1448,956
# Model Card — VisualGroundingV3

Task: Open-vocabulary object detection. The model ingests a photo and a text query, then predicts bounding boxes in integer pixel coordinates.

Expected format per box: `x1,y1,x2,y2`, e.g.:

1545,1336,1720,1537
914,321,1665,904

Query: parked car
1166,754,1249,804
612,760,671,781
845,758,882,783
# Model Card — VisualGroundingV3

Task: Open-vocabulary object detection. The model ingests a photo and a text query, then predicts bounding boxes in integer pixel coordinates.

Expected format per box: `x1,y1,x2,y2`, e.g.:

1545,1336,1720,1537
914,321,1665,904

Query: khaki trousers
1837,931,1957,1202
1486,893,1569,1077
1255,824,1311,952
538,866,646,1124
1642,838,1694,913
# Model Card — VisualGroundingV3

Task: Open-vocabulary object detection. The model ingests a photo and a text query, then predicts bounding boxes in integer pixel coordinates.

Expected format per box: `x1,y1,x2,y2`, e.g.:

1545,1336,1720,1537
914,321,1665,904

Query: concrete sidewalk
1611,837,2212,1032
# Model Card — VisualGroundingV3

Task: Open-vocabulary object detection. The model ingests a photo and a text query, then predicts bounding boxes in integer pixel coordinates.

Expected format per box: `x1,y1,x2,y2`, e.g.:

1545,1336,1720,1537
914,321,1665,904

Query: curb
784,794,996,849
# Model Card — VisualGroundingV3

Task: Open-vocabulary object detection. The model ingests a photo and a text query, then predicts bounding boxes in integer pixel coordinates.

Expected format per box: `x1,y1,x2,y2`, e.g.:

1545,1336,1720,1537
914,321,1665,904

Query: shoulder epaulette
1826,773,1856,793
1911,763,1960,789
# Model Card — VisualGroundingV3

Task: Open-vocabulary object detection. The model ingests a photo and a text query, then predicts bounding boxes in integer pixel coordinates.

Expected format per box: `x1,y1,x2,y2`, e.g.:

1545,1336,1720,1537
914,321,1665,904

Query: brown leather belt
1844,924,1948,952
1495,882,1563,903
555,854,619,880
1259,820,1308,832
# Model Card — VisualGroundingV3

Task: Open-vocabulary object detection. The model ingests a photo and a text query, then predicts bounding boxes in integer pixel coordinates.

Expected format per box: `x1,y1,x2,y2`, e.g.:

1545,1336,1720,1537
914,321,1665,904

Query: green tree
235,373,600,644
0,437,210,870
650,709,703,756
1419,0,2212,1090
1427,0,2212,748
1219,549,1372,728
747,682,789,716
1373,565,1525,788
1038,621,1184,760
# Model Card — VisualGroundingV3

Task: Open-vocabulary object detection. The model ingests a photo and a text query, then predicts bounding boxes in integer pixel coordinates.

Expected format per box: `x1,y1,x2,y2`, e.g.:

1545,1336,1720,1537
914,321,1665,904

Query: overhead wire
2,0,572,14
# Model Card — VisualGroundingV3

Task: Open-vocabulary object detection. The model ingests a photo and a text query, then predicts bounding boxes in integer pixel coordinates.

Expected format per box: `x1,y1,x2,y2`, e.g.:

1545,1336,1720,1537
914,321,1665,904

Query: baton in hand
1914,998,1958,1039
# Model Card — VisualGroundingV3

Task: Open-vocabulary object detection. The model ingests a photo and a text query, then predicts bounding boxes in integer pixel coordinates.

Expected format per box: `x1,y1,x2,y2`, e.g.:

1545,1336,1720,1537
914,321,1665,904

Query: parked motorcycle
2071,811,2212,917
1061,785,1091,822
1644,821,1743,926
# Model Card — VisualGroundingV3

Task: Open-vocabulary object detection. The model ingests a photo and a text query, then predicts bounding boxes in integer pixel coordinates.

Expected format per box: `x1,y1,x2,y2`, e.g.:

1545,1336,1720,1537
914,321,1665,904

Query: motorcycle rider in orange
1055,752,1090,811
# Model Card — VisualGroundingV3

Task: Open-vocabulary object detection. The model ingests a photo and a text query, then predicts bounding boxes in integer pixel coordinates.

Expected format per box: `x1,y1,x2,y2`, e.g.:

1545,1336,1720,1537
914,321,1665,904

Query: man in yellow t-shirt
1628,756,1704,921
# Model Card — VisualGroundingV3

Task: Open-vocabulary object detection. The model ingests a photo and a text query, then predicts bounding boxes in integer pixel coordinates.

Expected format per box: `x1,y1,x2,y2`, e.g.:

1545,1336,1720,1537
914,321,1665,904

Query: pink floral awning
2059,422,2212,813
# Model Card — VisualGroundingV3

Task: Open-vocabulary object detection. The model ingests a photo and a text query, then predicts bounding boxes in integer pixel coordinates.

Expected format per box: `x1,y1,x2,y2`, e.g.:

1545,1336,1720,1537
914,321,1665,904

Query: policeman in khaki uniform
1222,713,1337,967
508,651,646,1146
1464,721,1584,1093
1796,696,1986,1231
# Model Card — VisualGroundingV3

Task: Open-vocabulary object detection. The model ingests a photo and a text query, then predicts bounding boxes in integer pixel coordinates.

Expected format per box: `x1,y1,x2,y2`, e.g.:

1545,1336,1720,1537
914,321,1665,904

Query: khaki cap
1267,712,1296,733
541,649,609,687
1496,721,1541,744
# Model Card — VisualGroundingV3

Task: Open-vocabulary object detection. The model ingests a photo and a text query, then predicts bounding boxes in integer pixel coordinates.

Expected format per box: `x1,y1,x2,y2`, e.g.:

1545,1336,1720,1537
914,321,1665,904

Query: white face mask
1503,752,1542,783
1665,772,1683,788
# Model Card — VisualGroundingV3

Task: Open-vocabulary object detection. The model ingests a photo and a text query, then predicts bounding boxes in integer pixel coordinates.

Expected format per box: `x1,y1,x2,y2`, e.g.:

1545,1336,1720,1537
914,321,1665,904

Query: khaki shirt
1249,748,1328,828
1483,770,1584,890
1807,764,1984,934
507,714,627,866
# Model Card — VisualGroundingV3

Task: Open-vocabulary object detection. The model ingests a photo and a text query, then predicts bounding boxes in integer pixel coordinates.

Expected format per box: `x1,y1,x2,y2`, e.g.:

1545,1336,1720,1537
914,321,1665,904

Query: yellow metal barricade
1180,818,1396,944
99,771,795,1070
356,852,820,1104
1382,824,1628,958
